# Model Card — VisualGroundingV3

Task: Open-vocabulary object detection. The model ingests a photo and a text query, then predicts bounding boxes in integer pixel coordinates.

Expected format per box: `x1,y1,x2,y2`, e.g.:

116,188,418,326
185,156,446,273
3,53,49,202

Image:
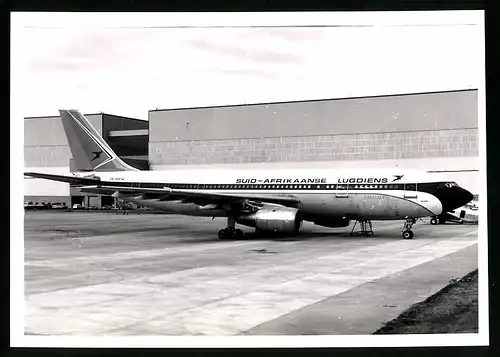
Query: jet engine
236,207,303,234
313,217,351,228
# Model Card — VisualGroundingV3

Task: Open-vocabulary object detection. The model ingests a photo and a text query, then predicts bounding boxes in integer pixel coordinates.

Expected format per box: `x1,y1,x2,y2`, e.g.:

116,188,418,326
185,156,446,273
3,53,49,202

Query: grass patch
374,269,478,334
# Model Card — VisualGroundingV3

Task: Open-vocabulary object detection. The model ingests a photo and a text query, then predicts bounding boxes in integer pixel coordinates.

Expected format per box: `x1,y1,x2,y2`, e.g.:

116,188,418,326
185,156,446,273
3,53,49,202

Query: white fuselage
82,168,446,221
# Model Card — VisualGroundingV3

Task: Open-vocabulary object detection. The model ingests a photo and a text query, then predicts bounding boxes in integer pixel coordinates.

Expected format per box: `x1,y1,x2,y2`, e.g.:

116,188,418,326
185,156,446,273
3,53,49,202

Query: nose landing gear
402,218,416,239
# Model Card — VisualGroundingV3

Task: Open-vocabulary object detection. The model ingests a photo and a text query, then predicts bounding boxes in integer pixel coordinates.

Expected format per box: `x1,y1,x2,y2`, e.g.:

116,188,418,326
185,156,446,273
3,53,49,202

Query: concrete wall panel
24,146,72,167
149,90,477,142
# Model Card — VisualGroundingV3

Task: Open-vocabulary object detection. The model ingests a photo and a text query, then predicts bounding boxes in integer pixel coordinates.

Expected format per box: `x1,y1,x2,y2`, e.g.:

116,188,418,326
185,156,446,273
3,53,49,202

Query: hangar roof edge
24,112,146,121
149,88,478,113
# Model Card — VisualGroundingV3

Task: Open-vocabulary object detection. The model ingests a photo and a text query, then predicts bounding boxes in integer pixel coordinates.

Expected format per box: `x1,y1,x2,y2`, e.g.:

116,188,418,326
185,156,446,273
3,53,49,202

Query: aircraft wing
79,185,301,207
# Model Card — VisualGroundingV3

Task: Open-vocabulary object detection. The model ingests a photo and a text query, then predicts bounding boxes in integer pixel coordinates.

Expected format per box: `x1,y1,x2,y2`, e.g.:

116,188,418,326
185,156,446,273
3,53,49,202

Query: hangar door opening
71,196,83,206
101,196,115,208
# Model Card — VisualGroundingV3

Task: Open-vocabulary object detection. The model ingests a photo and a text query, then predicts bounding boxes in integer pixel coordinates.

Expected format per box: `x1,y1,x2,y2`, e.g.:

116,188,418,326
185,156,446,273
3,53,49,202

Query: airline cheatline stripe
81,180,447,193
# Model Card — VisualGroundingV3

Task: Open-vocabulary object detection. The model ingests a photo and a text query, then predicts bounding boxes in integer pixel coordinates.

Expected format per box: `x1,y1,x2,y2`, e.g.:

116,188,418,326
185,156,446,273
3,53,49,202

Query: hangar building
24,89,479,207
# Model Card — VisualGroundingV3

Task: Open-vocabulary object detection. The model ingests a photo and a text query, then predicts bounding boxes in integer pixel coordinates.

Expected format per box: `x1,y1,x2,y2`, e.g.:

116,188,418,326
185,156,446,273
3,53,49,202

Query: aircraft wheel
459,220,464,224
402,230,414,240
218,228,231,240
430,217,438,225
235,229,244,240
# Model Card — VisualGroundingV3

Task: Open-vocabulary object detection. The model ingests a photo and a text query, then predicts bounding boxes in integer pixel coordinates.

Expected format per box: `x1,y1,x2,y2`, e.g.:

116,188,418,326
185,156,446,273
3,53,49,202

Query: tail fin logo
91,151,103,162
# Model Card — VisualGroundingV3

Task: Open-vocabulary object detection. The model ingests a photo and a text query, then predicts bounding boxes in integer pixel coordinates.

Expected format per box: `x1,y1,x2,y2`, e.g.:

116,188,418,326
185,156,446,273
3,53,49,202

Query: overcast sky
12,11,484,120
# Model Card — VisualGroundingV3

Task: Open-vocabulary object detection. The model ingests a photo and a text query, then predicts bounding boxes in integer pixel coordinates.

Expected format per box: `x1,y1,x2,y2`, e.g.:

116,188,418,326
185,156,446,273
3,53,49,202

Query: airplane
24,110,474,240
430,203,478,225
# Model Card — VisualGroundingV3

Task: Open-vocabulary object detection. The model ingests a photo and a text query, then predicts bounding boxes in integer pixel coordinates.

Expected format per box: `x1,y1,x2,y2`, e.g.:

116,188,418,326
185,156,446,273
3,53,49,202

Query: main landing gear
402,218,416,239
218,227,244,240
218,215,244,240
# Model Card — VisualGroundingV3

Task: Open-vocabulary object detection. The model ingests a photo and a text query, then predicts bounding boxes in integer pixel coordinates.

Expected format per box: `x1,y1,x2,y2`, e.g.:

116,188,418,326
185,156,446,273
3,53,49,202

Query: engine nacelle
236,207,303,234
313,217,351,228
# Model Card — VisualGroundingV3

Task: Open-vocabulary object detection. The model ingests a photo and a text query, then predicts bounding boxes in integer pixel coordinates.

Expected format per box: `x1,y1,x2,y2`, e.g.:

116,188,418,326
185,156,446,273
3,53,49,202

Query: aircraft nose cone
442,186,474,212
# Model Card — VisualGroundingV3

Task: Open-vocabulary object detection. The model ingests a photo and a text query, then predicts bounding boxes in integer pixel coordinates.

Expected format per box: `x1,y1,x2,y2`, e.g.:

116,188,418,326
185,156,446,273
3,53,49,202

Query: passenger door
336,183,349,198
404,181,418,199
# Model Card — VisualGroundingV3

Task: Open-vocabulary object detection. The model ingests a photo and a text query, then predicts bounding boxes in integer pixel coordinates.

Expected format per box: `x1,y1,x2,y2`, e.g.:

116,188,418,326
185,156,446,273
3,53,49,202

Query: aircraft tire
218,229,231,240
402,230,414,240
430,217,438,225
235,229,244,240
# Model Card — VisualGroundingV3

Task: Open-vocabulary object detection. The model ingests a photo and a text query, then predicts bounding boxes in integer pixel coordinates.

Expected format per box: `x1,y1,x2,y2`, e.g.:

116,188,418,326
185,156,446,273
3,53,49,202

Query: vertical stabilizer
59,109,139,172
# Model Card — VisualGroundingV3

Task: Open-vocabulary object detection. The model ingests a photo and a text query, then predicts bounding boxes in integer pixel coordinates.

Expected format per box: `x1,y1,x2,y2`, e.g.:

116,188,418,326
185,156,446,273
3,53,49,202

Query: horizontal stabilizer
79,185,170,196
24,172,100,185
